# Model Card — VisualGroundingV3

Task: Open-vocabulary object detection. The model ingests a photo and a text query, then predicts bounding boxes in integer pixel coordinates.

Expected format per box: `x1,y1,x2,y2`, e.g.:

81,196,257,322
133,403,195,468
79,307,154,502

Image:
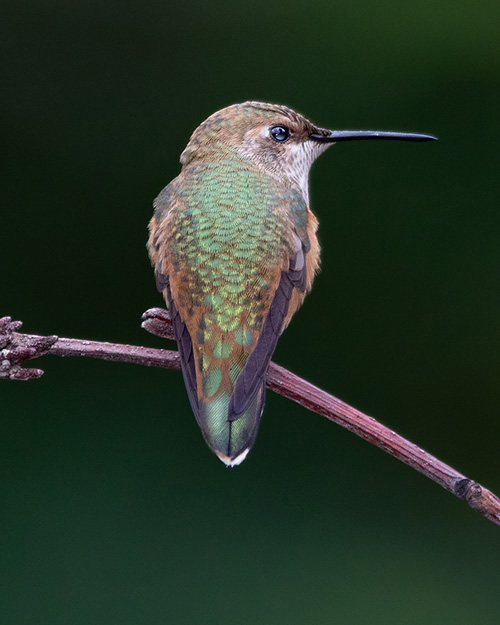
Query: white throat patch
280,141,331,204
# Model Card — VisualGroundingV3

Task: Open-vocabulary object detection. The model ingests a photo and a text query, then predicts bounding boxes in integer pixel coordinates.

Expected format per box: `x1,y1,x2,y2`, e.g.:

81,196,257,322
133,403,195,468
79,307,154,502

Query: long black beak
310,130,437,142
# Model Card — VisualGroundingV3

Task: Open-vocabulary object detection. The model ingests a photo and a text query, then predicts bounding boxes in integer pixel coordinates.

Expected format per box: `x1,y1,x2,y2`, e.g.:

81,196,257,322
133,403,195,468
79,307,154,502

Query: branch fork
0,316,57,380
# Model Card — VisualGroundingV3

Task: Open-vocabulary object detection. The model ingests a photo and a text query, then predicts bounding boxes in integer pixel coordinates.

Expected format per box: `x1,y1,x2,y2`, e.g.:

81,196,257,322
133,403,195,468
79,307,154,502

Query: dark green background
2,0,500,622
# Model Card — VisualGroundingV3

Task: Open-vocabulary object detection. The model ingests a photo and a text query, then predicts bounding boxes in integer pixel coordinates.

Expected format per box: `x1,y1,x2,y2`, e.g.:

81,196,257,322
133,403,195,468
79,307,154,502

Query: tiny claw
141,308,174,340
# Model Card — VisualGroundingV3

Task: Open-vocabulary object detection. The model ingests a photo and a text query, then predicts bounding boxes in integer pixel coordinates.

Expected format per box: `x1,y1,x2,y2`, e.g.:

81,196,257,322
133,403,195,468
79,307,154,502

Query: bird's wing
227,234,308,420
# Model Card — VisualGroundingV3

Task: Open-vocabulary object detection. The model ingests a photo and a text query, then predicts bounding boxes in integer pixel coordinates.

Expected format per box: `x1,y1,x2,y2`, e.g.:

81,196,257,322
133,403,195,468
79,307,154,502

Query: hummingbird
148,102,436,466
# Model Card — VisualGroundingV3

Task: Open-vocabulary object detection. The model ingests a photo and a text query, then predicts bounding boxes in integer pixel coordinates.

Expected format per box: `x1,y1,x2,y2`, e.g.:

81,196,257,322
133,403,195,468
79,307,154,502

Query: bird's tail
196,383,266,466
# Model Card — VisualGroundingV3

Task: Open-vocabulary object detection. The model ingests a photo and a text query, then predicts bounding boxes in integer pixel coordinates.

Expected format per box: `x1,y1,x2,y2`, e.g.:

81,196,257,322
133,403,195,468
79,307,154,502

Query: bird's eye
270,125,290,142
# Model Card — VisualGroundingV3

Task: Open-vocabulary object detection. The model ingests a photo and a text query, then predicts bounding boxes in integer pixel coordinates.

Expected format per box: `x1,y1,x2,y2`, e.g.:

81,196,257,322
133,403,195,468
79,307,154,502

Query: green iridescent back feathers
150,153,309,460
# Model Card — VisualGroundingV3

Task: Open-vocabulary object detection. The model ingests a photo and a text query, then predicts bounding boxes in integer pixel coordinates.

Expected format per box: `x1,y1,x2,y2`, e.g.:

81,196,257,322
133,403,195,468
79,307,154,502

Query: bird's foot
141,308,174,340
0,316,58,380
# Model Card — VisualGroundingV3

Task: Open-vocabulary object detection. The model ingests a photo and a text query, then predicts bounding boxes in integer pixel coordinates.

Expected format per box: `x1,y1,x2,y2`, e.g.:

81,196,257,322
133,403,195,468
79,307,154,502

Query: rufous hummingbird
148,102,436,466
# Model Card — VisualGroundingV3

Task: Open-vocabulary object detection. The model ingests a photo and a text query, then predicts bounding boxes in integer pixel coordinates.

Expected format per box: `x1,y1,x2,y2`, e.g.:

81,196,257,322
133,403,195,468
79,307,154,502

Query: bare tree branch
1,312,499,527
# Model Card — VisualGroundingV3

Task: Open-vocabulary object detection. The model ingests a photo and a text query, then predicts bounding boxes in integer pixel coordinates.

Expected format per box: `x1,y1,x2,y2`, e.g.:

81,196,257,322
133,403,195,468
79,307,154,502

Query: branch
2,312,499,527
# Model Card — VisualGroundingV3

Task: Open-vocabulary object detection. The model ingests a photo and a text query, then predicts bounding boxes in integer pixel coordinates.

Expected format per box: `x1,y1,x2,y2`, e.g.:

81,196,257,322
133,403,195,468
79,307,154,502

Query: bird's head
180,101,436,202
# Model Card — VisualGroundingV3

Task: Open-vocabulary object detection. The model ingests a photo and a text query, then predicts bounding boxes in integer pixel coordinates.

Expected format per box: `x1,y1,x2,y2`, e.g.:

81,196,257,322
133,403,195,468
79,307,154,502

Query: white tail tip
216,448,250,467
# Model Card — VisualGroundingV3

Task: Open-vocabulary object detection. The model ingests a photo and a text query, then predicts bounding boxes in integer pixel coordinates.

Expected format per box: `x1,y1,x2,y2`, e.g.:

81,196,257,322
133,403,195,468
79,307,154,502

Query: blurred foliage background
2,0,500,622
